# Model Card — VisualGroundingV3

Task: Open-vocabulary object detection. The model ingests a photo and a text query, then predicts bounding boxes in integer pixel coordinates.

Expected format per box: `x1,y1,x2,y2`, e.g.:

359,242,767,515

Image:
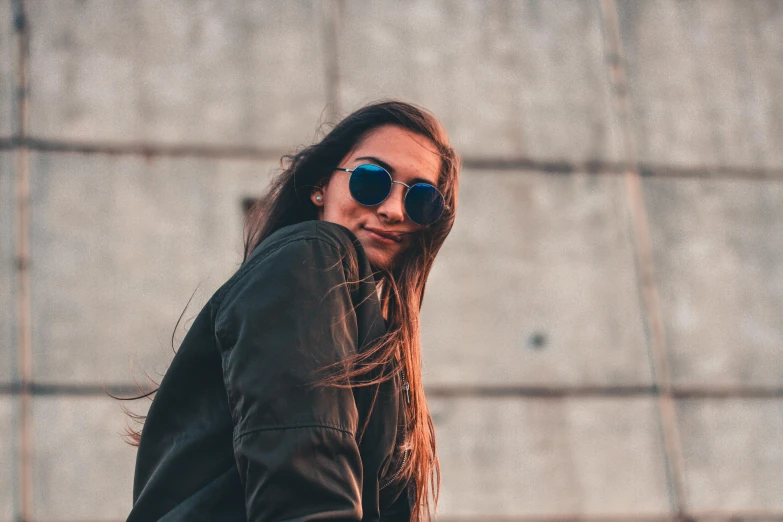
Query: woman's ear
310,188,324,207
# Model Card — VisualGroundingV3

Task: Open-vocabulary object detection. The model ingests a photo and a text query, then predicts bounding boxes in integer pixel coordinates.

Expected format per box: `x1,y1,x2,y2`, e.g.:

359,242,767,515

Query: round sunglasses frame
333,163,445,226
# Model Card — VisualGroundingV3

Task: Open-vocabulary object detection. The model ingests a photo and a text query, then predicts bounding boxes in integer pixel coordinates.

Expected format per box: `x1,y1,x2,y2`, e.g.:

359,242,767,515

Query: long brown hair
119,100,460,521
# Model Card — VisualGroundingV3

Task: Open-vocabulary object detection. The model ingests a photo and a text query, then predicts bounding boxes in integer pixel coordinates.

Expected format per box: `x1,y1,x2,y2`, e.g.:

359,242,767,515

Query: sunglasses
333,163,445,226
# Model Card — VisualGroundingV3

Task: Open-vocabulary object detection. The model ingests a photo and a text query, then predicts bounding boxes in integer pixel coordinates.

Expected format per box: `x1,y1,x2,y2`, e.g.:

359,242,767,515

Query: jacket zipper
380,373,410,490
380,447,409,489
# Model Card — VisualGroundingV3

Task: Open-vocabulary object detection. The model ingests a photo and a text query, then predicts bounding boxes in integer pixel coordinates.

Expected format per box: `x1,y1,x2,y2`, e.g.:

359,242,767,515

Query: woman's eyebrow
355,156,395,173
354,156,436,186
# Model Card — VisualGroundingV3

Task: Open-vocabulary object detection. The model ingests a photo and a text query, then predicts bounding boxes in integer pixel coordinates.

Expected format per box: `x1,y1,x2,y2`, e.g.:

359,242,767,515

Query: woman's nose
376,183,406,224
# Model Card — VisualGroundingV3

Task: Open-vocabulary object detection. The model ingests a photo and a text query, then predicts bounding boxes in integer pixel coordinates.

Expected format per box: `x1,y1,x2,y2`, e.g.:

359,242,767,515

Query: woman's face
311,125,441,269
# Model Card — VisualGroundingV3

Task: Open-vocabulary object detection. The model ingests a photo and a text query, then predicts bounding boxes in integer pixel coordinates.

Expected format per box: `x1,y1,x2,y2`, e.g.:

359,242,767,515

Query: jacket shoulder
211,220,365,313
252,220,362,263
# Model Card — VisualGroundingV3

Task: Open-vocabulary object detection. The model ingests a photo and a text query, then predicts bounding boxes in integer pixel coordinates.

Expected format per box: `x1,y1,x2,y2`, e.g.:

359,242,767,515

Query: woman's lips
364,227,400,245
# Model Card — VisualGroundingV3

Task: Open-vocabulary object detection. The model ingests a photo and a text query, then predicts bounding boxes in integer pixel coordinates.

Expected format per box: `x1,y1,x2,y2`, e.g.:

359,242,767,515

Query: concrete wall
2,1,781,520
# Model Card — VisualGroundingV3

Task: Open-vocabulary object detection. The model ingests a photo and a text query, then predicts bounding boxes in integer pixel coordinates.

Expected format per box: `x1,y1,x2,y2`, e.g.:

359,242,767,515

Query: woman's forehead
348,126,441,185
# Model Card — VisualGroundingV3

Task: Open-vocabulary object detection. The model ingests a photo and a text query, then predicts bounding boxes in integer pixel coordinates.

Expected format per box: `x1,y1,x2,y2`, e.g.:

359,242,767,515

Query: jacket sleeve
214,237,363,521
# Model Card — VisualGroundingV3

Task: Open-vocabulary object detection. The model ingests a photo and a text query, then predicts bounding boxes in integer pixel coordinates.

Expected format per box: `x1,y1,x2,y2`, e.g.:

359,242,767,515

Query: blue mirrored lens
349,165,392,206
405,184,444,226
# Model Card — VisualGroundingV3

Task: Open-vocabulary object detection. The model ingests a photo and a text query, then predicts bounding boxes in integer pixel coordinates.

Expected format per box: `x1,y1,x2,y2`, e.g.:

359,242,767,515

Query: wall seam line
322,0,342,123
1,137,781,181
11,0,32,520
598,0,688,518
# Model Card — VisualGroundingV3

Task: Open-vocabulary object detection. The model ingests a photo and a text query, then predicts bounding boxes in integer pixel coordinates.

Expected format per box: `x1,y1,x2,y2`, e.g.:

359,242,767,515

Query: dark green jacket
127,220,412,521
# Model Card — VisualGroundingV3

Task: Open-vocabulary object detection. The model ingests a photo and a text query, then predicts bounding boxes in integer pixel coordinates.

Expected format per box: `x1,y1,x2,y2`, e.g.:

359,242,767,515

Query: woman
122,100,460,521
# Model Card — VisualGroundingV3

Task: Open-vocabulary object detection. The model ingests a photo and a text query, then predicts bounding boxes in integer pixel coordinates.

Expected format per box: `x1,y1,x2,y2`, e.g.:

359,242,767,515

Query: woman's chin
364,246,395,271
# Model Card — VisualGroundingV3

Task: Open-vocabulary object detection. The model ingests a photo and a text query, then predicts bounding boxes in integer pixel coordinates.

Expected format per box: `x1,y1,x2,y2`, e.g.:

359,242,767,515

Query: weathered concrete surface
618,0,783,169
643,177,783,386
0,398,16,520
28,152,277,384
31,396,148,520
5,2,782,520
27,1,328,148
0,151,15,384
338,0,622,163
678,399,783,512
26,396,671,520
696,518,781,522
431,396,670,516
421,169,652,387
0,0,12,137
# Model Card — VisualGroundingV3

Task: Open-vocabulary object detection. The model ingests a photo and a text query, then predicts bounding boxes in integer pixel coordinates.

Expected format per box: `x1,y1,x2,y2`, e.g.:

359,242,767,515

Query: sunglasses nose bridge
389,180,411,203
389,180,411,204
